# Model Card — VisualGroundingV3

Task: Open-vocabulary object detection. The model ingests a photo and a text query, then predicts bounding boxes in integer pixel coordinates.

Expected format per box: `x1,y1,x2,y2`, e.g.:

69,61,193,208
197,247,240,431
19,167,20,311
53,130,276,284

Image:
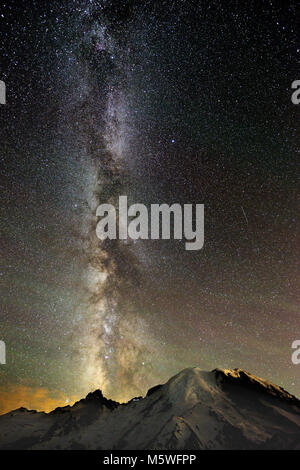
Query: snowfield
0,368,299,449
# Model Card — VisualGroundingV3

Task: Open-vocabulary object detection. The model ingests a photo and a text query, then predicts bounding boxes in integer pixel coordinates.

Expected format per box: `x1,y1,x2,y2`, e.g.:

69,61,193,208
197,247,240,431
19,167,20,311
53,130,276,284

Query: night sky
0,0,299,413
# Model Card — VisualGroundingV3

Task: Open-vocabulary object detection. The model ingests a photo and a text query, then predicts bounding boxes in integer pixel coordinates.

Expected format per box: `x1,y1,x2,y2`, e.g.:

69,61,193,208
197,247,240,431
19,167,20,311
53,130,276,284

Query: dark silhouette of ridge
0,367,299,450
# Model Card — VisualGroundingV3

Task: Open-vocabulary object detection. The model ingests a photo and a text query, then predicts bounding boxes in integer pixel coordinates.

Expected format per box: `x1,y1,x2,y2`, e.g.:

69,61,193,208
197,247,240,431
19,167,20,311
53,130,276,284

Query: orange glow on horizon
0,383,79,415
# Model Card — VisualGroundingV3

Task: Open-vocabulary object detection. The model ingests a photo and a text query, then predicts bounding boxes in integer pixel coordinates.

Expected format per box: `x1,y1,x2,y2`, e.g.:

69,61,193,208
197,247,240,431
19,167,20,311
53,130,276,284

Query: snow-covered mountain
0,368,299,449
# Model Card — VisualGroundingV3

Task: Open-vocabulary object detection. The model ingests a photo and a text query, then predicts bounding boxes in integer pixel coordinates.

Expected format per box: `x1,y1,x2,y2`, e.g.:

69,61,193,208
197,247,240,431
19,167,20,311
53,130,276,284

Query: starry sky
0,0,299,413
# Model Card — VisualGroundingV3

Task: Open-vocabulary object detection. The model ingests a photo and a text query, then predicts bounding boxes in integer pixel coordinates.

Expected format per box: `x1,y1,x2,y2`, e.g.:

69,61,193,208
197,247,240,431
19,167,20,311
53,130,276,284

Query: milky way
0,0,299,412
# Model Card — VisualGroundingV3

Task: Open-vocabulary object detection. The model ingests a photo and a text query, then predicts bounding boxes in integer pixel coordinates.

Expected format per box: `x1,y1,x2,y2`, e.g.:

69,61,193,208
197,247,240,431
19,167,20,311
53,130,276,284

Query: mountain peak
213,368,299,405
70,389,119,411
1,366,299,450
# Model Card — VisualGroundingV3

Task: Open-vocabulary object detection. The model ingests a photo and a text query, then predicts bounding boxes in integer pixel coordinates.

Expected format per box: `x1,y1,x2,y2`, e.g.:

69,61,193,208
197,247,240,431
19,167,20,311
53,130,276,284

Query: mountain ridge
0,367,299,449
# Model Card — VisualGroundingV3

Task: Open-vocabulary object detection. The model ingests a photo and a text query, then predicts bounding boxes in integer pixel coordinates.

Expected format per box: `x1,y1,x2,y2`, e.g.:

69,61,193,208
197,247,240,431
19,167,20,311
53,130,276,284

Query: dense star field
0,0,299,413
